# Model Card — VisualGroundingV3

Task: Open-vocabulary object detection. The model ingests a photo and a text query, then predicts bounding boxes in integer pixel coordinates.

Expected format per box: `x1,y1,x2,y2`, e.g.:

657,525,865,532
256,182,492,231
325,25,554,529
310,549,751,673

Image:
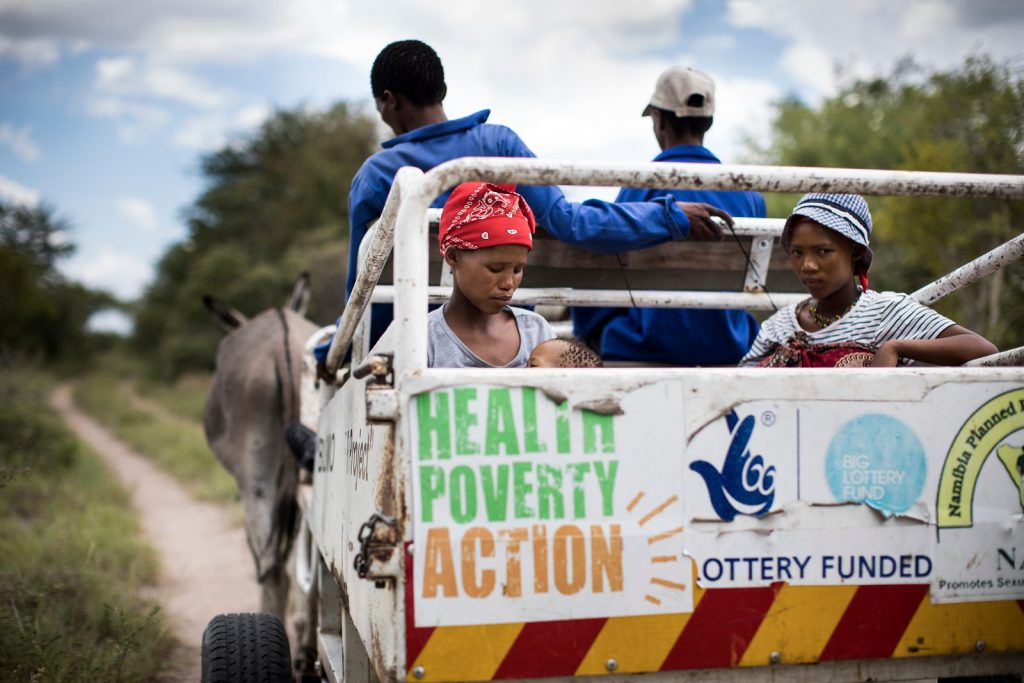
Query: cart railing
324,158,1024,376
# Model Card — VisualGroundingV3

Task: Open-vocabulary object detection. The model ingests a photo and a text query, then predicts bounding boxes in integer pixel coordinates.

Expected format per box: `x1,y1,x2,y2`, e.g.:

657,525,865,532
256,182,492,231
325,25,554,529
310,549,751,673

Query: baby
528,338,603,368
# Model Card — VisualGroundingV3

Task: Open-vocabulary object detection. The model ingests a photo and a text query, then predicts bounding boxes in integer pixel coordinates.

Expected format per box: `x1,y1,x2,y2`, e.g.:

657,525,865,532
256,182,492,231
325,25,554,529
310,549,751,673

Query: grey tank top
427,305,555,368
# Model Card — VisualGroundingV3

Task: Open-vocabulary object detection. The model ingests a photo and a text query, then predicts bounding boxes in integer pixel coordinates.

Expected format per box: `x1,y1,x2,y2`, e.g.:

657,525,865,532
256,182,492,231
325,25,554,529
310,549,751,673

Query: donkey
202,273,318,619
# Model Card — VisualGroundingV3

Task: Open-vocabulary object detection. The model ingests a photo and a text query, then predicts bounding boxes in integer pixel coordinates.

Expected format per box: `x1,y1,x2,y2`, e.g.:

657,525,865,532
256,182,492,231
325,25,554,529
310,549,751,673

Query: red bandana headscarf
438,182,536,257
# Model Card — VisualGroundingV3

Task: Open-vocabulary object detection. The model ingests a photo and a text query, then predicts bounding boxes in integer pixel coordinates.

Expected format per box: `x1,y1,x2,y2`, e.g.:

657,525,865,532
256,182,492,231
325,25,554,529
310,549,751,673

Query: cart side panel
314,378,404,683
402,374,1024,682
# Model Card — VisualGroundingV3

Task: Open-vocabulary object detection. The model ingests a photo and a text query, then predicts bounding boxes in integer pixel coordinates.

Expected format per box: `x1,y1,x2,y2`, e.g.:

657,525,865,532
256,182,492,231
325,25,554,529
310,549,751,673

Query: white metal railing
912,233,1024,305
325,158,1024,376
366,286,806,310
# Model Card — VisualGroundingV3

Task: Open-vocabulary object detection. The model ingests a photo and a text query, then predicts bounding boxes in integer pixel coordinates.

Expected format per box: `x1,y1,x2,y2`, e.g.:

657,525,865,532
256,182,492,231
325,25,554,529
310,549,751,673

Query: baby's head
528,338,603,368
439,182,536,314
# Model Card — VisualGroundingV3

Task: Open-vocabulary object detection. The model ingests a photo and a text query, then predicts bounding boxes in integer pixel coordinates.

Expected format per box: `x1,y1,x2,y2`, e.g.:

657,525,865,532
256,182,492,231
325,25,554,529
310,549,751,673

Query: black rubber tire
201,612,293,683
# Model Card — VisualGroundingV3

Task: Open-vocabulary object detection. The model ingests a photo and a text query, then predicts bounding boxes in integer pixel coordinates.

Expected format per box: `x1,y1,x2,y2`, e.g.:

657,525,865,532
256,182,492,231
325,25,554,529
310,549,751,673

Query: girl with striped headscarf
740,193,996,368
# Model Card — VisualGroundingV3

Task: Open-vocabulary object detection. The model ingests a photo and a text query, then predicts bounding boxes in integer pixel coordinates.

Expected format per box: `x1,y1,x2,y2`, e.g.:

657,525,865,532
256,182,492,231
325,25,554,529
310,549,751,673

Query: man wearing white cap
572,67,766,365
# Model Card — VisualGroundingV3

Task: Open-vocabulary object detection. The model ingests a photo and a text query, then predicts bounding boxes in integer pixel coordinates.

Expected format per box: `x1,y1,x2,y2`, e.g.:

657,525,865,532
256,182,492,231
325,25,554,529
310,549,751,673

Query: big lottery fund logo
690,410,776,521
825,414,926,516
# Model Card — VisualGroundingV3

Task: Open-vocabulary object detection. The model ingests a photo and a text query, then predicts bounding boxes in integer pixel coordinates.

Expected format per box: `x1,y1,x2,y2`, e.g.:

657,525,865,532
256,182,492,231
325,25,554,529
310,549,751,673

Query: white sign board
410,384,692,626
410,382,1024,627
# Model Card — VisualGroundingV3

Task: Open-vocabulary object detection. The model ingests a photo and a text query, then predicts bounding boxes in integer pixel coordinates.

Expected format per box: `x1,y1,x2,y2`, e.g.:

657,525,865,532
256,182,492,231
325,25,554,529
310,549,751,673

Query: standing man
320,40,733,358
572,66,765,365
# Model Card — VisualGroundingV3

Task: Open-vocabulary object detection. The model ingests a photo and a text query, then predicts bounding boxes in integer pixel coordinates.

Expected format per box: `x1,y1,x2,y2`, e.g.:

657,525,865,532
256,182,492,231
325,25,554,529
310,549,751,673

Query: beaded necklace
809,292,860,328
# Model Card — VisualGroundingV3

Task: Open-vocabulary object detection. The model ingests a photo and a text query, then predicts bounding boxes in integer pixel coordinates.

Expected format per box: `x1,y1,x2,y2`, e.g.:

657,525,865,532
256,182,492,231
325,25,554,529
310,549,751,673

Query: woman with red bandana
740,193,997,368
429,182,555,368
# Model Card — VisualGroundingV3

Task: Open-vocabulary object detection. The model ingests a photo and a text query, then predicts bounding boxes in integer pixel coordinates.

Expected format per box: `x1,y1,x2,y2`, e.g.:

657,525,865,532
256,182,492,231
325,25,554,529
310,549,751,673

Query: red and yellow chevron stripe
404,562,1024,681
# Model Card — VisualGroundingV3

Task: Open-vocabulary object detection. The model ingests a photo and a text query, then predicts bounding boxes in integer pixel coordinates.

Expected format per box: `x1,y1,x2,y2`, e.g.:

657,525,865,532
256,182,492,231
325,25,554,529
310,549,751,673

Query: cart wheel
201,612,293,683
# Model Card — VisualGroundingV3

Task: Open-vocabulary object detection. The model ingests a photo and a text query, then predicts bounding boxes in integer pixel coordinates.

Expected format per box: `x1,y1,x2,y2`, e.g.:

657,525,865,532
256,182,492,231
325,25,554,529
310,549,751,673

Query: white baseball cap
642,66,715,117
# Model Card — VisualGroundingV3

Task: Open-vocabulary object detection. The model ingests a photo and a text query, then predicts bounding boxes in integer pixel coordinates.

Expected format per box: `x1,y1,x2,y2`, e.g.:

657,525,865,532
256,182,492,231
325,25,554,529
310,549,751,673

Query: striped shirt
740,290,955,367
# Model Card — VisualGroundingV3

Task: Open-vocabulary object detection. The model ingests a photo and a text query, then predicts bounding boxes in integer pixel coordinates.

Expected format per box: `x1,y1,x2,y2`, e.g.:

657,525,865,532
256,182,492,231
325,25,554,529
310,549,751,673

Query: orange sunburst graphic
628,489,687,606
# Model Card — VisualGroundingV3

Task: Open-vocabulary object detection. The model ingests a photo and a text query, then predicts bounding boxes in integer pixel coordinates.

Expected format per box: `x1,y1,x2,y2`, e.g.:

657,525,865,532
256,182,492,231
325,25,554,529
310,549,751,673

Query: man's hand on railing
677,202,732,241
316,360,337,385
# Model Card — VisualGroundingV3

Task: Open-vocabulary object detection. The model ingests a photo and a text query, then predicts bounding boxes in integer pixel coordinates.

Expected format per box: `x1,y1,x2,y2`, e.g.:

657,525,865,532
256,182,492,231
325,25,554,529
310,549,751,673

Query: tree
752,55,1024,349
0,201,115,362
133,102,378,377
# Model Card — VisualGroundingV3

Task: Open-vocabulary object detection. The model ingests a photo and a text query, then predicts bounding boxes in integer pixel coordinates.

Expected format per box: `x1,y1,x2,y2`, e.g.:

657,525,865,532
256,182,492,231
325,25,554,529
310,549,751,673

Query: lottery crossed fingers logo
690,410,777,521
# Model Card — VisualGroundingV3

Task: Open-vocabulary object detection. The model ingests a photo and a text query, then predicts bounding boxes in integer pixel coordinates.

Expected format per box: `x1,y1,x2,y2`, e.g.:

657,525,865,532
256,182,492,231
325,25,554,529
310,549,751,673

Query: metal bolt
412,666,426,679
759,239,770,249
605,659,618,672
976,640,986,653
769,651,781,664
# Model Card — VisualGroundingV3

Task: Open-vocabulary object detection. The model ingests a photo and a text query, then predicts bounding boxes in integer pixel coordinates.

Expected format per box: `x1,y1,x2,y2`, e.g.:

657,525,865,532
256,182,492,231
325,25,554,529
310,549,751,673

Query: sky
2,0,1023,333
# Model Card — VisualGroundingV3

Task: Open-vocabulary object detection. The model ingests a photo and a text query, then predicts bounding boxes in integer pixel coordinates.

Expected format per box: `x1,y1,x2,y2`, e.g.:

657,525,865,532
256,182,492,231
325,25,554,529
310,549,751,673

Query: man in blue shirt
572,66,764,365
319,40,734,360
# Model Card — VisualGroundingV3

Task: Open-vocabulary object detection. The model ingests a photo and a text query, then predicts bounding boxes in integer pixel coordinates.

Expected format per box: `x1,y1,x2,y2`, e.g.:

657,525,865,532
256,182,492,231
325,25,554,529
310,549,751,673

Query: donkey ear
286,272,311,316
203,295,247,332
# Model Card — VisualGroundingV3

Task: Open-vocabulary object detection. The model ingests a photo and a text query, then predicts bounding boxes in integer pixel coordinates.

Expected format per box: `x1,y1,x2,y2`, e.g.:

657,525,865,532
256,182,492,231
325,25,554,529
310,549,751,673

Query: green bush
0,370,175,682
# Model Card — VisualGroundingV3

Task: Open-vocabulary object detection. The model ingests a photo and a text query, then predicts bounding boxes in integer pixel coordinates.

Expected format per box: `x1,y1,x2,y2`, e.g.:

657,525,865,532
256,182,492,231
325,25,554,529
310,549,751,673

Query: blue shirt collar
381,110,491,148
654,145,721,163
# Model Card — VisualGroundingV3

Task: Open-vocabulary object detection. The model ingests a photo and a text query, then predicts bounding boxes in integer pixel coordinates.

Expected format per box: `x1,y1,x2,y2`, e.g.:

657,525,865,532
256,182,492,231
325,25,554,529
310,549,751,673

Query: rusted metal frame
911,233,1024,305
352,225,377,364
909,233,1024,367
428,207,786,237
386,157,1024,376
965,345,1024,367
712,216,786,237
317,557,344,682
391,168,433,377
743,233,775,292
369,285,805,311
325,167,417,374
352,354,393,383
423,157,1024,199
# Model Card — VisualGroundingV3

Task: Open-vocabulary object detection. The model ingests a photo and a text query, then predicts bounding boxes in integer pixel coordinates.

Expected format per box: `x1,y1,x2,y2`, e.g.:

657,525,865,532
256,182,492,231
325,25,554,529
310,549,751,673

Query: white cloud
171,103,270,150
95,55,134,84
0,174,40,207
3,0,693,69
0,122,40,162
0,34,59,66
694,33,737,51
235,103,269,129
63,248,152,300
86,95,171,142
779,43,838,94
726,0,1024,99
115,197,159,234
712,77,783,163
171,114,228,150
901,0,956,40
94,56,228,108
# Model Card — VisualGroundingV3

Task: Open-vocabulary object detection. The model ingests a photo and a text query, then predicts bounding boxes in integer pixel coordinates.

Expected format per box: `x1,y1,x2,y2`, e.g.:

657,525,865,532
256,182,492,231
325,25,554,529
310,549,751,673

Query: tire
201,612,293,683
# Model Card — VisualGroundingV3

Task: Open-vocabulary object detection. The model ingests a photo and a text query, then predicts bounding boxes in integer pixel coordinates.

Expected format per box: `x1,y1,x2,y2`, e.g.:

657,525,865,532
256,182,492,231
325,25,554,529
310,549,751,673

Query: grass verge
136,372,211,423
73,373,237,504
0,369,176,682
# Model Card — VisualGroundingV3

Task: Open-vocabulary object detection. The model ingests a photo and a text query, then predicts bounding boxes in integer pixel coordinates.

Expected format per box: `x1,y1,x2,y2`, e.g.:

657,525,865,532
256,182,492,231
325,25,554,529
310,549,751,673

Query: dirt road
52,384,259,681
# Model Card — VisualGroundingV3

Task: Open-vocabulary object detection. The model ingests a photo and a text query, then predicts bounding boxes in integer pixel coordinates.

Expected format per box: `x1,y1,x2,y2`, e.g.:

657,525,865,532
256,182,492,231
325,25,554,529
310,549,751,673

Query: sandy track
51,384,260,682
